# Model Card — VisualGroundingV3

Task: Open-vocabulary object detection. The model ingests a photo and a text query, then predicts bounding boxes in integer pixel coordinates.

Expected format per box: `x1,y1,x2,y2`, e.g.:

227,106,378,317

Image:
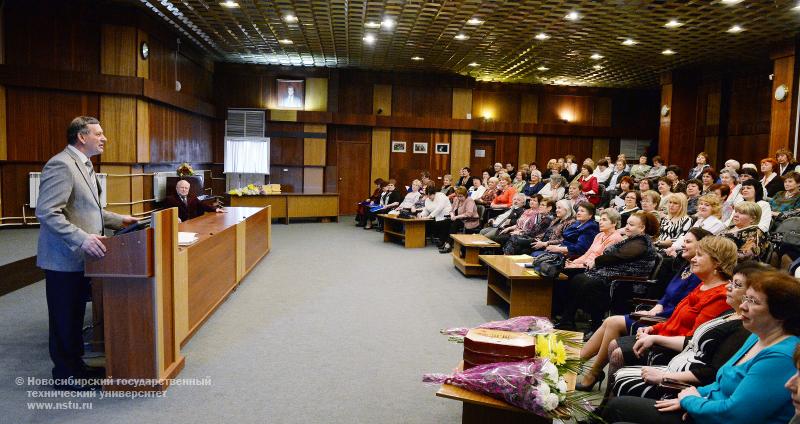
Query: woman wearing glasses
604,270,800,424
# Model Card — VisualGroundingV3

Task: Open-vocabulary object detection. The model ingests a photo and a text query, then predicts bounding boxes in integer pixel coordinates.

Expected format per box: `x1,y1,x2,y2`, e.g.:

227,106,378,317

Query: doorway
470,139,496,175
336,141,371,215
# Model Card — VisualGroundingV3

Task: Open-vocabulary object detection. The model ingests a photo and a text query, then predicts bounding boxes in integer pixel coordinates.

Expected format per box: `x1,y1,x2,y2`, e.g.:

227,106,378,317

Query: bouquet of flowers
440,316,554,343
176,162,195,177
423,357,595,419
228,184,267,196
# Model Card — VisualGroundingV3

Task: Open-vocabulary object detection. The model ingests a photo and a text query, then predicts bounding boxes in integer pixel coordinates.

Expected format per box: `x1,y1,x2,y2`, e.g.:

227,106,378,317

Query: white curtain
224,137,270,174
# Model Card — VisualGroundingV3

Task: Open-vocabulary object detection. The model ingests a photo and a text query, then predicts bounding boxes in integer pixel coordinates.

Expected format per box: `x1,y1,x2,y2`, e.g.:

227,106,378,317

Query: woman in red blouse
578,163,600,205
606,236,739,380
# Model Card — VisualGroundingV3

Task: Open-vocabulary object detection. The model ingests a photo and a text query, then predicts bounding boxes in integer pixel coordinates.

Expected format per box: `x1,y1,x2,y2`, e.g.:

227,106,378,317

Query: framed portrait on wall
435,143,449,154
276,79,304,109
413,142,428,154
391,141,406,153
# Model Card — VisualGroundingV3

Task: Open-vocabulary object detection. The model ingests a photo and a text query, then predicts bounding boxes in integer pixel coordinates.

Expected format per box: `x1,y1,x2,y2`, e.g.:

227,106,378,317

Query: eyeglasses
741,295,762,306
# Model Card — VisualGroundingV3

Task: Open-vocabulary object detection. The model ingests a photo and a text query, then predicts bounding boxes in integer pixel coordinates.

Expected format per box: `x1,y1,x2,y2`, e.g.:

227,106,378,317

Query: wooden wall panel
303,139,326,166
137,99,150,163
536,136,594,166
450,131,471,177
725,73,772,163
518,135,537,166
147,36,213,102
389,129,450,184
148,103,212,163
472,89,520,122
4,1,100,73
269,166,303,193
593,97,612,126
658,82,673,163
770,53,795,154
304,77,328,111
392,85,452,118
100,164,132,216
266,122,303,166
101,25,137,77
452,88,472,119
136,30,149,79
0,86,5,161
373,84,392,116
338,76,373,115
539,95,593,125
371,128,391,183
474,132,519,167
520,94,539,124
592,139,610,161
6,87,100,161
303,167,324,194
1,163,43,221
215,73,270,110
100,95,137,163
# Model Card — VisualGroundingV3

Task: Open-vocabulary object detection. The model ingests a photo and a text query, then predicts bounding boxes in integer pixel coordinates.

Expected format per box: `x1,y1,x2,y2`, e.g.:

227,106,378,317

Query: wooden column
305,78,328,111
769,44,797,154
373,84,392,115
658,73,674,162
518,94,538,165
303,123,326,193
371,84,392,183
452,88,473,176
703,82,723,167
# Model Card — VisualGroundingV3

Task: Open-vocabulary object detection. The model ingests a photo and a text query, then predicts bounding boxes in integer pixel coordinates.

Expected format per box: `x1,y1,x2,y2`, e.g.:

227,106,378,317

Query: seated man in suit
165,179,224,222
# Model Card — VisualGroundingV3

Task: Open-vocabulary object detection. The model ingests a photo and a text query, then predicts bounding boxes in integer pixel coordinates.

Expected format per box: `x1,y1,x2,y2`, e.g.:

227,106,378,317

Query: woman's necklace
680,266,692,280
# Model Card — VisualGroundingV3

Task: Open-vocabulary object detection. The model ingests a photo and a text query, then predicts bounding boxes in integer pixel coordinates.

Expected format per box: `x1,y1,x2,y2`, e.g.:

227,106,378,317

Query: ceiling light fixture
468,62,479,67
664,19,683,28
721,0,744,4
381,18,395,29
219,1,239,8
662,49,676,55
727,25,744,33
467,18,484,25
793,3,800,10
411,56,424,61
365,21,381,29
590,53,604,60
565,11,580,21
363,34,376,44
537,66,549,71
455,33,470,40
622,38,637,46
593,64,604,70
283,14,298,23
535,33,550,40
278,39,293,45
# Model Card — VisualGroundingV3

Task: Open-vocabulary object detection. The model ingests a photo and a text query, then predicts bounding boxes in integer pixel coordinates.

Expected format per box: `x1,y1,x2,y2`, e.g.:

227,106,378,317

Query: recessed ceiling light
455,33,470,40
411,56,424,61
727,25,744,33
363,34,376,44
283,14,298,23
590,53,604,60
219,1,239,8
535,33,550,40
664,19,683,28
794,3,800,10
365,21,381,29
278,39,293,45
662,49,676,55
593,64,604,70
381,18,395,29
467,18,484,25
537,66,549,71
565,11,580,21
468,62,480,67
721,0,744,4
622,38,638,46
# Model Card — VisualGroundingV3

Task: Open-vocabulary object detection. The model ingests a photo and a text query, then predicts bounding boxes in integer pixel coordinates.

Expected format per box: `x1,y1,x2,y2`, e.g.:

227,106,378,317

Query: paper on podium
178,232,199,246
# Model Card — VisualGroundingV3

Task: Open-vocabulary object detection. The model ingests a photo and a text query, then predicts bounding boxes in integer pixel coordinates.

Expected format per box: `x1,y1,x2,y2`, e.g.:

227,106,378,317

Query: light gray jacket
36,147,124,272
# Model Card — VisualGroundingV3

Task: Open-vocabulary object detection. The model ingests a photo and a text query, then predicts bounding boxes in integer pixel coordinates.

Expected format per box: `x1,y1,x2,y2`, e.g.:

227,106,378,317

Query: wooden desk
479,255,565,318
230,193,339,224
451,234,500,276
378,214,430,248
175,206,271,345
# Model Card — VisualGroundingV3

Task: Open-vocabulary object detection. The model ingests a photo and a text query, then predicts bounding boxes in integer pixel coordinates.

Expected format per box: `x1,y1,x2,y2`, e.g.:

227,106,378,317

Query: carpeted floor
1,218,513,423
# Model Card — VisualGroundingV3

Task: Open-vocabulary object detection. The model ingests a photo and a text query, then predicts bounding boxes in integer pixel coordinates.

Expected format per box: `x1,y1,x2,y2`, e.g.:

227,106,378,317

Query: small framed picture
413,142,428,154
391,141,406,153
276,79,304,109
435,143,450,155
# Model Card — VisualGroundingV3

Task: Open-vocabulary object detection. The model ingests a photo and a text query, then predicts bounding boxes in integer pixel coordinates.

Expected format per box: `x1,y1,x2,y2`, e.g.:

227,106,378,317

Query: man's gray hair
67,116,100,145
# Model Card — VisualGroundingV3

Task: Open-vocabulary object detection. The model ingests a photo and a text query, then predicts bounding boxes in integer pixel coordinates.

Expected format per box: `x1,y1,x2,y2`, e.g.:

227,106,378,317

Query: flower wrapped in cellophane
423,358,595,419
440,316,554,343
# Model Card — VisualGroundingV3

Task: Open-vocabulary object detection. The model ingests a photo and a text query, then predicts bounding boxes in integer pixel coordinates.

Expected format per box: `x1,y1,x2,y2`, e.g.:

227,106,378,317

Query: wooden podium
84,206,272,392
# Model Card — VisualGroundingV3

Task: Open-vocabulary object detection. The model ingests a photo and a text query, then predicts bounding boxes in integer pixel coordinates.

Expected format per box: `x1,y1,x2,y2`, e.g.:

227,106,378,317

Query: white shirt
538,184,565,201
672,215,726,250
468,185,487,200
593,167,613,184
722,200,772,233
419,192,452,221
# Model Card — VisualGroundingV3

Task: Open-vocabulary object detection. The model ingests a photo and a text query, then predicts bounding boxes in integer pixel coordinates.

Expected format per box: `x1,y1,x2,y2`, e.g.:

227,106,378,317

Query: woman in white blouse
467,177,486,200
655,193,693,250
666,194,726,256
538,175,566,202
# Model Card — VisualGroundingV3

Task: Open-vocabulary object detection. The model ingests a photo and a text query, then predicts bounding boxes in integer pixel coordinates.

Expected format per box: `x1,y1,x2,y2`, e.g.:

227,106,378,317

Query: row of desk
230,193,339,224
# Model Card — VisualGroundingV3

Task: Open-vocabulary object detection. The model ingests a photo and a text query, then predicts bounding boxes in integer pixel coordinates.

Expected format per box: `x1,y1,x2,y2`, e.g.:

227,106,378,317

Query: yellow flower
553,340,567,365
247,183,256,190
536,334,551,358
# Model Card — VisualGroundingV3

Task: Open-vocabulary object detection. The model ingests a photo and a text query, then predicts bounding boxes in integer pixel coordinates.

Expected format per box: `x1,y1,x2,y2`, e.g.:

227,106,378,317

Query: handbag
530,252,566,278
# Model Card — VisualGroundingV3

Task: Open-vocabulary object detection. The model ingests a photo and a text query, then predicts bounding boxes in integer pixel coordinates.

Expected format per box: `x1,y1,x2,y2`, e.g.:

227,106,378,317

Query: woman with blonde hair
723,201,768,261
666,194,726,256
640,190,662,220
656,193,693,250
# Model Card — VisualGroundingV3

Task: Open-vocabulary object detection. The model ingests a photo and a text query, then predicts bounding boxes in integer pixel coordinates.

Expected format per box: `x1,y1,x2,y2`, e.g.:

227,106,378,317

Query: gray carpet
1,219,508,423
0,227,38,266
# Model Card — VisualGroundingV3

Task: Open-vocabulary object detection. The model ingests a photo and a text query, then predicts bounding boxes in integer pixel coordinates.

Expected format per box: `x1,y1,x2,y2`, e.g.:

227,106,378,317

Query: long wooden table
479,255,565,318
451,234,500,276
378,214,431,248
230,193,339,224
85,206,271,391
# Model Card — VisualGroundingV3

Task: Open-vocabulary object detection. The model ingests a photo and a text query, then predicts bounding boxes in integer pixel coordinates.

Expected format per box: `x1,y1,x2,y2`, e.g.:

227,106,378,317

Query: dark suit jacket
165,195,216,222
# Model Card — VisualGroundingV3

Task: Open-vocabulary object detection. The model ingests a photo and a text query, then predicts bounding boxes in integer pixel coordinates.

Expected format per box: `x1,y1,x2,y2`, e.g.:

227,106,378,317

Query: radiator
29,172,108,208
153,172,177,201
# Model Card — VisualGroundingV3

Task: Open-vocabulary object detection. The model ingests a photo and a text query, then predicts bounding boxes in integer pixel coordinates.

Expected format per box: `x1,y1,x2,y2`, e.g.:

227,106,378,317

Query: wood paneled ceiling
134,0,800,88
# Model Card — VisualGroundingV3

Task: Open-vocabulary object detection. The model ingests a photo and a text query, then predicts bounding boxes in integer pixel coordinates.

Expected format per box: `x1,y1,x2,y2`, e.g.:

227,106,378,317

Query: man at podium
164,179,225,222
36,116,138,390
